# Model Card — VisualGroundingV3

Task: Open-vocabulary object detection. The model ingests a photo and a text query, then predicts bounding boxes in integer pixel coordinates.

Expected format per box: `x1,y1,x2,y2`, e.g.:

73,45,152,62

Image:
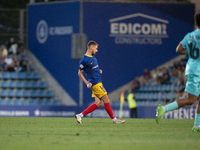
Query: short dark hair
87,41,98,48
195,13,200,27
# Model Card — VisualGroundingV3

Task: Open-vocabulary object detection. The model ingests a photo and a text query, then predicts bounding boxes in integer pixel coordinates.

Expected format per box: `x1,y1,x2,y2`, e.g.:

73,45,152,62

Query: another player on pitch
75,40,125,124
156,13,200,132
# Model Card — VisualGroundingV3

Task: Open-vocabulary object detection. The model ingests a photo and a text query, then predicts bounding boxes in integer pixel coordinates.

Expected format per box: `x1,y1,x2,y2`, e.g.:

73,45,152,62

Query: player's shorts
91,82,107,98
185,74,200,96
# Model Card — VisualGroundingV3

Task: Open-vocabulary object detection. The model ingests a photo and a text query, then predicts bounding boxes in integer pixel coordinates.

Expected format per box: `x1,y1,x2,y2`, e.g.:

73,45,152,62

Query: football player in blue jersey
156,13,200,132
75,41,125,124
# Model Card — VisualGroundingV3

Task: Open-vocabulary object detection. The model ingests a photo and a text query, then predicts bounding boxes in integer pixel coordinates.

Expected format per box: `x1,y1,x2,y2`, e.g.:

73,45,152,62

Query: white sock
163,106,166,112
112,118,117,121
194,125,200,128
79,113,83,118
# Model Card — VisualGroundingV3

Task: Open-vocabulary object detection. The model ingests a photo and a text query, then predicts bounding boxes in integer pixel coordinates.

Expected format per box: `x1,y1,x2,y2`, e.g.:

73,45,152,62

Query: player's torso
84,55,101,85
185,29,200,76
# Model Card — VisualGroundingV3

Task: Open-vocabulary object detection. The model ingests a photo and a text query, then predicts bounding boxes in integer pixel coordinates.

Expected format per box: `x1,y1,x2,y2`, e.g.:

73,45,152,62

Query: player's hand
87,83,92,88
99,69,102,74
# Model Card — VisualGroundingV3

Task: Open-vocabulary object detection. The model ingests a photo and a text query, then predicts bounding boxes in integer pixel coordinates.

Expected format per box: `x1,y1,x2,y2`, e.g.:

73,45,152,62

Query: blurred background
0,0,198,119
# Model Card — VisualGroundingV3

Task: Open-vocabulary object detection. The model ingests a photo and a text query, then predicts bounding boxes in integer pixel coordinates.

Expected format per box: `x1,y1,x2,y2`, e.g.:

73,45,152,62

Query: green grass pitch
0,117,199,150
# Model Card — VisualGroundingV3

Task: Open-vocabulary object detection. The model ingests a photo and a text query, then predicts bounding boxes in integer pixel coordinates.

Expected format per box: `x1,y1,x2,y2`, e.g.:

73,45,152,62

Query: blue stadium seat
152,85,158,92
0,72,3,79
30,99,37,105
52,99,60,105
15,99,22,105
16,81,24,89
165,84,171,92
45,99,52,105
10,72,18,80
33,72,40,80
8,89,16,97
3,72,10,79
38,99,45,105
31,90,38,98
32,81,39,89
23,90,31,97
140,92,145,100
152,92,158,100
39,81,47,89
24,81,32,89
39,90,46,98
7,99,14,105
139,85,145,91
18,72,25,80
154,101,158,106
9,80,17,88
22,99,30,105
0,99,6,105
25,72,33,80
160,92,167,100
2,80,9,88
16,90,23,97
46,90,53,98
0,89,8,97
148,93,154,100
157,85,162,92
134,93,139,99
161,84,166,92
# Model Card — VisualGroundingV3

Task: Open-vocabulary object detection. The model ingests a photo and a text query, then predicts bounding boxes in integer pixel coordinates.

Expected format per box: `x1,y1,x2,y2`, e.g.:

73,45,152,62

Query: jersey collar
85,54,93,57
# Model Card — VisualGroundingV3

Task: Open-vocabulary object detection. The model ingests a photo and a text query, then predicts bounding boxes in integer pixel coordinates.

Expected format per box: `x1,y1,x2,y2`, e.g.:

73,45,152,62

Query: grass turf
0,117,199,150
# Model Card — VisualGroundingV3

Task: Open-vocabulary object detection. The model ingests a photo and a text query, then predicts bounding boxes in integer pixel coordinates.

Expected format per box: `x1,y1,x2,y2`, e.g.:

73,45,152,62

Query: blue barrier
0,106,196,119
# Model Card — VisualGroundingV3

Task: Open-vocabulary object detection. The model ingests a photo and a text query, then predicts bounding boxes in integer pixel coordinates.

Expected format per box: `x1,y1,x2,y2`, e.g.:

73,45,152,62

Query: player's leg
156,74,199,124
101,94,125,124
192,100,200,132
75,97,101,124
156,93,198,124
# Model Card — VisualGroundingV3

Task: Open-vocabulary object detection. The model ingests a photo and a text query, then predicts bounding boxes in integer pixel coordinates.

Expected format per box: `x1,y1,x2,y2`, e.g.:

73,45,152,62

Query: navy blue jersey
79,54,102,86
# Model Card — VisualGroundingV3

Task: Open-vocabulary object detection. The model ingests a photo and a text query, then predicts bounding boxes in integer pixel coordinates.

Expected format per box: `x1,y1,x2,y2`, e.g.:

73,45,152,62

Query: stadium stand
112,56,187,107
0,52,59,106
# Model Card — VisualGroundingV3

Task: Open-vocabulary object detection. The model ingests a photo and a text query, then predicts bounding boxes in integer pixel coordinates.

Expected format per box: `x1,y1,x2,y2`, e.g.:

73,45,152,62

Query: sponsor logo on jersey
92,65,99,69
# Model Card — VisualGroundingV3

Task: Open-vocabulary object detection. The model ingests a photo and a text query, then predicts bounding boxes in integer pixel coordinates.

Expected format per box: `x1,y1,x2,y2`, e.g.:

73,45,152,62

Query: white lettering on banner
34,109,75,117
49,26,73,35
164,107,196,119
109,13,169,45
0,110,29,116
36,20,73,44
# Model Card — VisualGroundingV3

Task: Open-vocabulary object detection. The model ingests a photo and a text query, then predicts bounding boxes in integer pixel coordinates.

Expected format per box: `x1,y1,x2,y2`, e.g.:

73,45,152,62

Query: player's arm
78,69,92,88
99,69,102,74
176,43,188,55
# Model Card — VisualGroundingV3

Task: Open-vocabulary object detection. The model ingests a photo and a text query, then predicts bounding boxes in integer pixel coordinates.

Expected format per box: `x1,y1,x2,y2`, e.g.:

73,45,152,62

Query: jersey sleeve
180,33,190,49
79,57,88,70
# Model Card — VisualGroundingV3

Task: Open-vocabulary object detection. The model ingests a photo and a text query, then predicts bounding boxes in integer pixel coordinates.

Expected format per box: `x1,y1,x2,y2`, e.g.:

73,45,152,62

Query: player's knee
95,101,101,107
187,98,196,105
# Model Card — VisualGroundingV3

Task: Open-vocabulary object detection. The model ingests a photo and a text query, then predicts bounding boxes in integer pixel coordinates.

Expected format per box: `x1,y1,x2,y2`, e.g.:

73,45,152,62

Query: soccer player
156,13,200,132
75,41,125,124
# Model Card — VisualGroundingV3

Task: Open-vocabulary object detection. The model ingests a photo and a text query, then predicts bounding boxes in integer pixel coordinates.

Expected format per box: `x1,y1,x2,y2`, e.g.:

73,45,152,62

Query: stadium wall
0,105,196,119
27,1,194,105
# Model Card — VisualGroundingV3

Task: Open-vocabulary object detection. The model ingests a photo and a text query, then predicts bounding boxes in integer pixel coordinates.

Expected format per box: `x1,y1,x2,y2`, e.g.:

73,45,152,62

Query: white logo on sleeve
80,64,84,68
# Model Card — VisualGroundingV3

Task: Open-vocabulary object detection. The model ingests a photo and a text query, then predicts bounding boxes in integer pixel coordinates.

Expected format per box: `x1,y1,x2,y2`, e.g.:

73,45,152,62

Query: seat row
135,84,182,93
111,100,164,107
0,80,47,89
0,98,60,106
134,92,176,101
0,89,53,98
0,72,40,80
